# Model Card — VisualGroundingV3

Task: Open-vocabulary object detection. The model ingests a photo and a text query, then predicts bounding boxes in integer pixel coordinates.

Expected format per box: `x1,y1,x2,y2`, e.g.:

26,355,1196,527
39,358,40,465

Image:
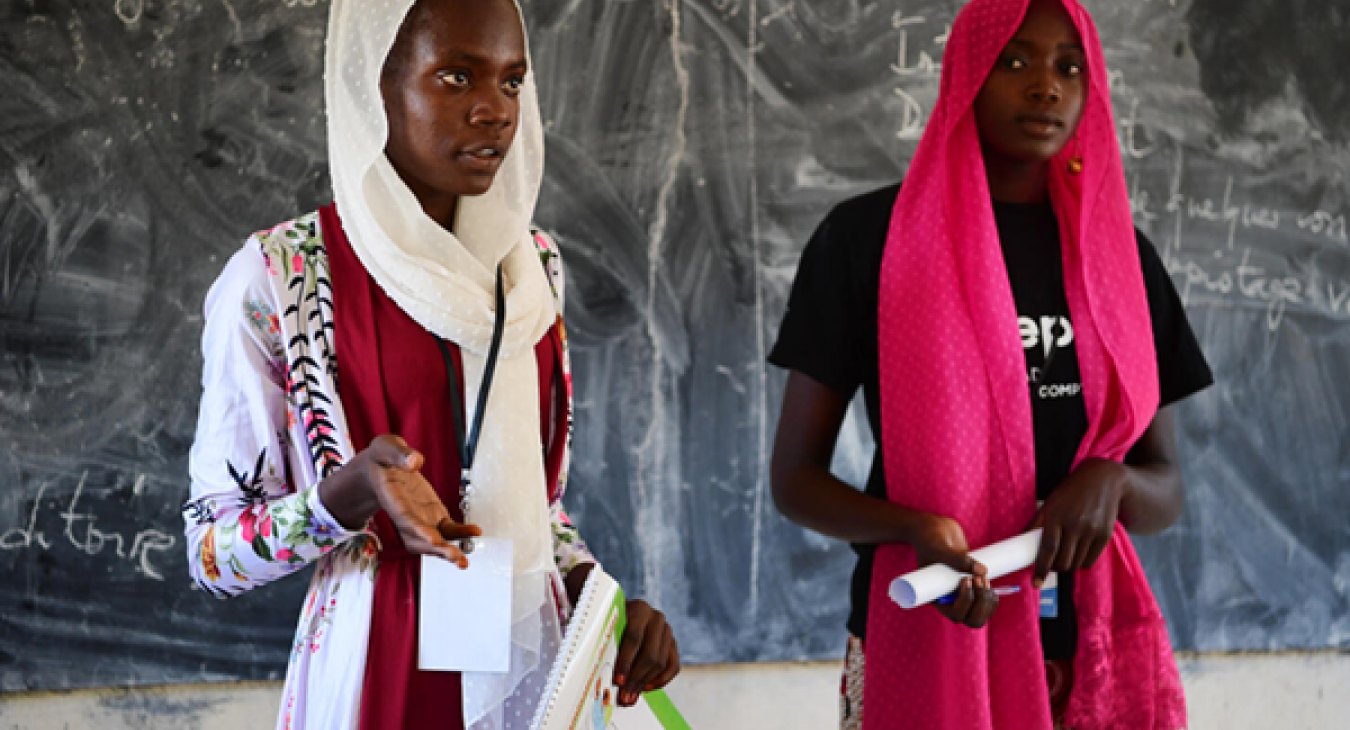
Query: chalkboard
2,0,1347,692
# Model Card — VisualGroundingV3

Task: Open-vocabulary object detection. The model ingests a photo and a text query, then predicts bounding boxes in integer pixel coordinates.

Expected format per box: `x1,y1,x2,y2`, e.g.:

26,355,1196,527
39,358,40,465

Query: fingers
937,550,984,577
613,603,649,698
936,577,976,624
964,574,999,628
622,620,674,705
437,517,483,542
419,533,468,568
935,576,999,628
1034,523,1061,589
648,631,681,690
1080,532,1112,571
1052,533,1080,575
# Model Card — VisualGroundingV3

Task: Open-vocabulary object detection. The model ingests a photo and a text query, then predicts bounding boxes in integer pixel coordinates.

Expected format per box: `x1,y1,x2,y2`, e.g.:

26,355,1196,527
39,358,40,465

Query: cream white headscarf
325,0,558,727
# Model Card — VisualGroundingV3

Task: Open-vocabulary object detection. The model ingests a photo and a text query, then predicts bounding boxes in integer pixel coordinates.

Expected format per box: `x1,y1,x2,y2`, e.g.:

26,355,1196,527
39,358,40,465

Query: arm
183,248,360,597
1031,406,1186,585
184,250,477,599
770,372,933,544
1119,407,1186,534
770,371,998,627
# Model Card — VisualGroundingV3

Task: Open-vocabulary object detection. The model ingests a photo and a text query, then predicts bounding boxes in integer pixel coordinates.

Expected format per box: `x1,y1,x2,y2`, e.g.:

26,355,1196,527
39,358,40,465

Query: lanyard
433,263,506,554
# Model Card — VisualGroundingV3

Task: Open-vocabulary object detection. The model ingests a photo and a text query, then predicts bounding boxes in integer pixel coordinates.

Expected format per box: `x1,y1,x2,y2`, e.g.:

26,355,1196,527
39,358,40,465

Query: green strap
641,689,692,730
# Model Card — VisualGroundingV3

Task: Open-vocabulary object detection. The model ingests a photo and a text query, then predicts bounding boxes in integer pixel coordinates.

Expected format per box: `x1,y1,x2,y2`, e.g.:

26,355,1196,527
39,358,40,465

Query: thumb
370,434,421,470
939,551,983,577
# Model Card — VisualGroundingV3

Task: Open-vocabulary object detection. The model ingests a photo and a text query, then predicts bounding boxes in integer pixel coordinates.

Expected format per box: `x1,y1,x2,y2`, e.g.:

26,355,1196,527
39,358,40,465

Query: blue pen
936,584,1021,605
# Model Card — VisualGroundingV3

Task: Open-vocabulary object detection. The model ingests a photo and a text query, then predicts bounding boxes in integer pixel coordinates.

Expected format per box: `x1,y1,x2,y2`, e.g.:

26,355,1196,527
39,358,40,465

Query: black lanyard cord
434,263,507,535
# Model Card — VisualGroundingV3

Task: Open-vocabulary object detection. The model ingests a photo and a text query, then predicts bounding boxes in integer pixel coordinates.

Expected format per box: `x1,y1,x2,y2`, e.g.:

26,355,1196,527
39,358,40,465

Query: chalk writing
113,0,143,25
888,13,947,140
891,12,943,77
0,474,176,581
1165,247,1350,331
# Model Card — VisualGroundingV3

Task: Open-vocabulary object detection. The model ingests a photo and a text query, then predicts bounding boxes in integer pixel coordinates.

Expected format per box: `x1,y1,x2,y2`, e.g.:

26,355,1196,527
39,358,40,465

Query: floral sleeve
533,229,598,579
183,244,358,599
551,503,595,577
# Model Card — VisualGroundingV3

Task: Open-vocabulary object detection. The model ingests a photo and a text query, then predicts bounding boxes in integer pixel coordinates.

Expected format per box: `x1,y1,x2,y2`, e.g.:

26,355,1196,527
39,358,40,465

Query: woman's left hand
1031,458,1130,587
613,599,680,707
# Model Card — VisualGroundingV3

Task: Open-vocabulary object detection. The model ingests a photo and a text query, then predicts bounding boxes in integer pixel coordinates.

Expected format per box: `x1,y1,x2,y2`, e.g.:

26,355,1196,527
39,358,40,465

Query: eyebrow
437,50,528,69
1007,38,1085,52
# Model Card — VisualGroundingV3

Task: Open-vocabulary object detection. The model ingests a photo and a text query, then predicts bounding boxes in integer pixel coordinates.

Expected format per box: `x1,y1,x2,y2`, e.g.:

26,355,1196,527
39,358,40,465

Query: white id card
418,537,513,673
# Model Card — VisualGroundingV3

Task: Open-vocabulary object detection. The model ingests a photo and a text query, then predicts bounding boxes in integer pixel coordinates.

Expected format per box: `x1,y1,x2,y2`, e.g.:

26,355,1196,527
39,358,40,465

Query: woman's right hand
321,435,481,567
910,514,999,628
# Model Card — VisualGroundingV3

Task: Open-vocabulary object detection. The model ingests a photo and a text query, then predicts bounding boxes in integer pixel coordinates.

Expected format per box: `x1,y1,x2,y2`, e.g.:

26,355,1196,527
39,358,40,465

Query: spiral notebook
530,568,691,730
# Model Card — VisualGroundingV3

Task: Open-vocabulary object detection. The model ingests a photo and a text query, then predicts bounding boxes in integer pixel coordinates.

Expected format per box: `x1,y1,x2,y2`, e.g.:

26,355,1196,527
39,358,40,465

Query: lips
1016,113,1064,139
456,143,505,173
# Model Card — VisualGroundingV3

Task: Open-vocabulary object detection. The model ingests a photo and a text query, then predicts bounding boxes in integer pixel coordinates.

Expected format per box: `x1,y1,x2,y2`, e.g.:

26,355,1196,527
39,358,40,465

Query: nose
468,89,513,129
1027,68,1062,104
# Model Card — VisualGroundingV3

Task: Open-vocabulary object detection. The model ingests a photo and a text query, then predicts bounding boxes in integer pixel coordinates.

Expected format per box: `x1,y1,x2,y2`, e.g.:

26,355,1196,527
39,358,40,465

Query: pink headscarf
867,1,1186,728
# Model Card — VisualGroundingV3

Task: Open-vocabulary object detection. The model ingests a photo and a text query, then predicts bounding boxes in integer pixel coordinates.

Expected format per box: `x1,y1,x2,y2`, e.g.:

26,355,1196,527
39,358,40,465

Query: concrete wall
2,654,1347,729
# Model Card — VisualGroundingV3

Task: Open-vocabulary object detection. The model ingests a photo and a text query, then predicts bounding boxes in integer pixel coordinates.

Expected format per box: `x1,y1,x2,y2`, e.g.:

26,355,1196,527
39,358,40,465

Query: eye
1000,54,1027,71
1061,61,1084,77
503,76,524,96
439,71,470,87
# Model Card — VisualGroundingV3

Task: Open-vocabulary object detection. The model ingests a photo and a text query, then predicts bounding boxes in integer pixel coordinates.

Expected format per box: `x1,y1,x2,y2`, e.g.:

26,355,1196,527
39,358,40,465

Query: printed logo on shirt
1018,315,1074,357
1019,315,1082,400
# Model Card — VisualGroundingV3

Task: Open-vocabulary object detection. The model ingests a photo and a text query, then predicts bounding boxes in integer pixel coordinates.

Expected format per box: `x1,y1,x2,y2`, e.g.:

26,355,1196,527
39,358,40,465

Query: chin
1009,143,1069,166
453,177,497,198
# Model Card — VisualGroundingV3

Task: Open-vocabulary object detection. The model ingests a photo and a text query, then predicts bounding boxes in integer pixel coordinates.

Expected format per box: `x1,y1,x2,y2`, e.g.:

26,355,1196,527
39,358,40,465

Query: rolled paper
889,529,1044,609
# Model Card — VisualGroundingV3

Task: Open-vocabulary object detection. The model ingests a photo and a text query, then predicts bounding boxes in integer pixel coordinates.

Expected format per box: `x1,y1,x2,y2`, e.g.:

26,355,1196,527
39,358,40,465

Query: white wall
2,654,1347,729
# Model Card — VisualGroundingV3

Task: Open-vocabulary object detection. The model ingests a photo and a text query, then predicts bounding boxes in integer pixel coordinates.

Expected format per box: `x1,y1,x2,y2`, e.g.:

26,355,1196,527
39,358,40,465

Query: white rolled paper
889,529,1043,609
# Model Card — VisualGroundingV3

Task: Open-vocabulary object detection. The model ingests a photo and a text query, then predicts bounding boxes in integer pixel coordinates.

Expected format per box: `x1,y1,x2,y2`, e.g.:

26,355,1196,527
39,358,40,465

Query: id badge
1039,570,1059,619
418,537,513,673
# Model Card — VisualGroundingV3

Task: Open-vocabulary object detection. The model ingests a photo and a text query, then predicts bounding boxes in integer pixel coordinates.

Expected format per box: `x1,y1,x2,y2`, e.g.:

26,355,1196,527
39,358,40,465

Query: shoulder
1131,227,1175,296
824,182,903,229
797,183,901,285
203,212,322,344
529,226,566,303
252,211,325,270
810,183,902,263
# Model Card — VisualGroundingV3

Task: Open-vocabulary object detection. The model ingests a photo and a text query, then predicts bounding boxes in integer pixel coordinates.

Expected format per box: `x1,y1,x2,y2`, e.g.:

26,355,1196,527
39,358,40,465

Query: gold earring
1068,138,1084,174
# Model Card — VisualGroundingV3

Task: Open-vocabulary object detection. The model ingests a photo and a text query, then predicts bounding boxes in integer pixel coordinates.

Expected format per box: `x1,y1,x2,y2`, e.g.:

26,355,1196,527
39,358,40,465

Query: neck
417,192,459,231
389,159,459,229
983,150,1051,205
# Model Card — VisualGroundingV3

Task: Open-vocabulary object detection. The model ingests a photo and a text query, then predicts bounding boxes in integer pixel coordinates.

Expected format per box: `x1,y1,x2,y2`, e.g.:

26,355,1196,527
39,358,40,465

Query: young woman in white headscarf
181,1,680,728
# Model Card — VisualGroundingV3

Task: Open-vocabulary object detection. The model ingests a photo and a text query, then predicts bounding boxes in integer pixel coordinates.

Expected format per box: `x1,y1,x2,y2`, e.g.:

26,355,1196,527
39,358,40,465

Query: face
381,0,527,209
973,0,1087,167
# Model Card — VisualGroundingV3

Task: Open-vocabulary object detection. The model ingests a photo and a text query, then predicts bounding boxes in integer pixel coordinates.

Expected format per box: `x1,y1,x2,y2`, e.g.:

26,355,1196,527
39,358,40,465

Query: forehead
407,0,526,60
1014,0,1082,44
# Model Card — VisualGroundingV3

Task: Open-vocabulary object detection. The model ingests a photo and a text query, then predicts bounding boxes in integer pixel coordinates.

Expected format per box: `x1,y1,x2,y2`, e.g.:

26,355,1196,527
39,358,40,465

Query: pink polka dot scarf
868,1,1186,728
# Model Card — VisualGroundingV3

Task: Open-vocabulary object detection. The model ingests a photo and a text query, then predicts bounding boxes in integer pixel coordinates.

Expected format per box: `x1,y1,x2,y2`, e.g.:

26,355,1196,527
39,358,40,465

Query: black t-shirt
768,183,1214,660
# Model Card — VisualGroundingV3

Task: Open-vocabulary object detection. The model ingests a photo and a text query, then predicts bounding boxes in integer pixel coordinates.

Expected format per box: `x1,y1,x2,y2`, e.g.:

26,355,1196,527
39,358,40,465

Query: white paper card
889,529,1043,609
419,538,513,673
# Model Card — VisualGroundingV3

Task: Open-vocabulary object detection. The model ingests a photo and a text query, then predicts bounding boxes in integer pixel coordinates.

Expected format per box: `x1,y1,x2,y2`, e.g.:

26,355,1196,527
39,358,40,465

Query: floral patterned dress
182,213,595,730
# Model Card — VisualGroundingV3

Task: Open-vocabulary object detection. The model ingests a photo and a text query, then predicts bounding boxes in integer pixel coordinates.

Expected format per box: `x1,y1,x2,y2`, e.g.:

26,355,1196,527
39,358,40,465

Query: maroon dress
320,204,569,729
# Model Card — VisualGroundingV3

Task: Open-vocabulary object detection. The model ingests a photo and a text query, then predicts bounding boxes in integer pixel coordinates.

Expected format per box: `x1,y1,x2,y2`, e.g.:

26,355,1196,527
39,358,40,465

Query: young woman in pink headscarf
769,1,1212,728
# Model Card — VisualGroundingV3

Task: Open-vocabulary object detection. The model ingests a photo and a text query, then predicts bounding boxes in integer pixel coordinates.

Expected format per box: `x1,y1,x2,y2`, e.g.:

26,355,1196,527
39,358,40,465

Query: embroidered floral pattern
259,214,343,480
230,450,270,507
